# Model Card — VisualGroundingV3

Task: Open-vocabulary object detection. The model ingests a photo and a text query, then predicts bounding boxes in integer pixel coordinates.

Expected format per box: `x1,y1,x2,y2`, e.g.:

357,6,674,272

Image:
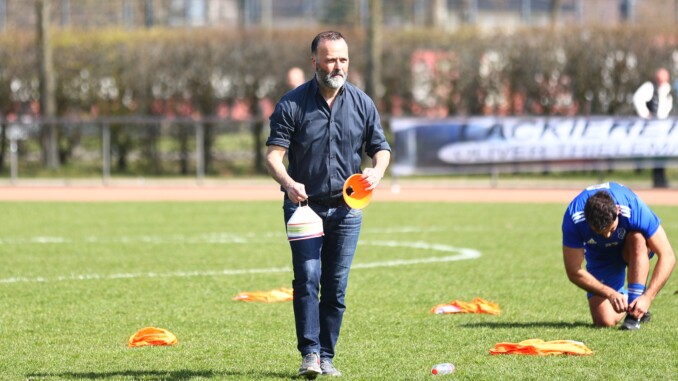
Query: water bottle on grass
431,363,455,375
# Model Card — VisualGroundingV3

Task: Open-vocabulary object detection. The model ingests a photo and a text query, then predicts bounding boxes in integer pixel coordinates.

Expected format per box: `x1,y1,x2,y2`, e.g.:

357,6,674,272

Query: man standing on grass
561,182,675,330
265,31,390,378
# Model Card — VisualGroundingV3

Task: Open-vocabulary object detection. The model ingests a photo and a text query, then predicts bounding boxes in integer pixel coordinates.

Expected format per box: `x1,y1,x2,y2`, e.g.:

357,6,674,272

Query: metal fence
4,114,677,188
1,116,267,184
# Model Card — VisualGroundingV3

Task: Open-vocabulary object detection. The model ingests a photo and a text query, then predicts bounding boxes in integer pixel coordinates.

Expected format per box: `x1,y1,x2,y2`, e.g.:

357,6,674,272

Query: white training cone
287,203,324,241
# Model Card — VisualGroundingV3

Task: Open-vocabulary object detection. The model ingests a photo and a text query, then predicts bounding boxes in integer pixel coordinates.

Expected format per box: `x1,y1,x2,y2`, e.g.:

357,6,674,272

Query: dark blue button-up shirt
267,78,391,201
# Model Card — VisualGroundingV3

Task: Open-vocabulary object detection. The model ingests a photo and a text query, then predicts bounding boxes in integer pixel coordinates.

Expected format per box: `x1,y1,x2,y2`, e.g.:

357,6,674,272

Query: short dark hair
311,31,345,55
584,190,617,232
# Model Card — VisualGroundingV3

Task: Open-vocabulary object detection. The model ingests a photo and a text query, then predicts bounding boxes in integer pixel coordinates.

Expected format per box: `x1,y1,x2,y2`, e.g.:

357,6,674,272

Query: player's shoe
298,353,322,379
320,358,342,377
619,310,652,330
619,314,641,330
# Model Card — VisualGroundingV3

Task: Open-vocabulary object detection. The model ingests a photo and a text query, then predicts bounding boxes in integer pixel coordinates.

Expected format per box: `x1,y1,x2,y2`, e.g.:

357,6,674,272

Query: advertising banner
391,117,678,176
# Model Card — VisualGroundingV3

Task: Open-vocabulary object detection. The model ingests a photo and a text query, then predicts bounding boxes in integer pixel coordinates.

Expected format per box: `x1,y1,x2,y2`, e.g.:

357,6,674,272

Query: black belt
311,197,344,208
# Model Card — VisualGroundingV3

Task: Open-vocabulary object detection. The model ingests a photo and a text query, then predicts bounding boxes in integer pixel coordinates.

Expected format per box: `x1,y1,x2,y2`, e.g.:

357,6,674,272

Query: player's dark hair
311,31,345,55
584,190,617,232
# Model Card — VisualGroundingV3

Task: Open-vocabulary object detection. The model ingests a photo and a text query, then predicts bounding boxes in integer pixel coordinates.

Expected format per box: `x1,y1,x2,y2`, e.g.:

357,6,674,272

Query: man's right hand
607,291,628,313
287,182,308,203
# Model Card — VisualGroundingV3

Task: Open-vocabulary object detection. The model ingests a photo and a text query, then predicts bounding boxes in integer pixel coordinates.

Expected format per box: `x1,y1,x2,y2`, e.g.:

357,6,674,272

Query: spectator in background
633,67,672,119
632,67,672,188
286,66,306,90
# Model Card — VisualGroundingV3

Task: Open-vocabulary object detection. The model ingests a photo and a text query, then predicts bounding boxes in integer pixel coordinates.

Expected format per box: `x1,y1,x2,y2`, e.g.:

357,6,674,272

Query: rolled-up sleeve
266,98,296,148
364,105,391,158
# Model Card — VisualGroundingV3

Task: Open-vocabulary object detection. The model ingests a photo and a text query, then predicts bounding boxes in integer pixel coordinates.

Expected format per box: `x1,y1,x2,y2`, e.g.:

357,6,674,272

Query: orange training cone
128,327,178,348
343,174,372,209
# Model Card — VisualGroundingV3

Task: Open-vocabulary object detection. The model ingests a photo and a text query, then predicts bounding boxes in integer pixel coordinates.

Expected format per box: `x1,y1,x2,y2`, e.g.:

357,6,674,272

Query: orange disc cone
128,327,178,348
343,174,372,209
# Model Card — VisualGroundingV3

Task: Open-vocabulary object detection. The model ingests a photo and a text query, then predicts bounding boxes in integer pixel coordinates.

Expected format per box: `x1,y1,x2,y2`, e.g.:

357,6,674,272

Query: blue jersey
562,182,660,260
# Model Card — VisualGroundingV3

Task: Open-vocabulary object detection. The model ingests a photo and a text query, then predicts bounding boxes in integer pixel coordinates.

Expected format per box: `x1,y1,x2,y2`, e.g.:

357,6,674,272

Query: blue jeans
283,199,362,359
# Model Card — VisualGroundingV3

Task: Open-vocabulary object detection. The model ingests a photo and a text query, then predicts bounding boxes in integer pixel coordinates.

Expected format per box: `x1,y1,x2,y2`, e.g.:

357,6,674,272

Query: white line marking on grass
355,240,480,268
363,226,445,234
0,226,449,245
0,236,70,244
361,240,476,253
0,241,480,284
0,233,259,245
0,267,294,284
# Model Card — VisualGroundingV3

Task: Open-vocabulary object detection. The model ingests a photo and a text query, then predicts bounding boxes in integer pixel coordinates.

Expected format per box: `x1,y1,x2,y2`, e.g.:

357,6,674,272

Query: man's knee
623,231,649,262
589,296,623,327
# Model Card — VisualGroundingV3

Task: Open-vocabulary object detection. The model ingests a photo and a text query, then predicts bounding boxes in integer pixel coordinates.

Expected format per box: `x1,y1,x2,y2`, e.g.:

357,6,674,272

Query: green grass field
0,201,676,380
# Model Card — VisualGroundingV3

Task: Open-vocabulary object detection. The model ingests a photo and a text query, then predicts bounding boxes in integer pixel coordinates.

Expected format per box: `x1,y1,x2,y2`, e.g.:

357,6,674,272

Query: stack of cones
287,204,324,241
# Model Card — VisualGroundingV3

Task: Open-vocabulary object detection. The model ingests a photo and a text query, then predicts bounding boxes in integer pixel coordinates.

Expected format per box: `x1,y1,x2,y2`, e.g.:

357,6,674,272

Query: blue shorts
585,251,654,299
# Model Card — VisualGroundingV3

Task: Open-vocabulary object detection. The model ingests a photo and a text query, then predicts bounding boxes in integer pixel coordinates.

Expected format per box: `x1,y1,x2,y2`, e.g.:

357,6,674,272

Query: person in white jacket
633,67,672,119
632,67,672,188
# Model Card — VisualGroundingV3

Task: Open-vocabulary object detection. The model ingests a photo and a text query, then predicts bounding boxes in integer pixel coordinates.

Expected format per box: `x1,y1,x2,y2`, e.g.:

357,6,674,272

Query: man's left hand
628,295,651,320
361,168,384,191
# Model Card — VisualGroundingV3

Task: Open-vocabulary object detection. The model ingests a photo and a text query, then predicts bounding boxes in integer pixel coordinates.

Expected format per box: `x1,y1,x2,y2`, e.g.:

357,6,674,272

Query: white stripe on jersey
572,211,586,224
619,205,631,218
585,182,610,191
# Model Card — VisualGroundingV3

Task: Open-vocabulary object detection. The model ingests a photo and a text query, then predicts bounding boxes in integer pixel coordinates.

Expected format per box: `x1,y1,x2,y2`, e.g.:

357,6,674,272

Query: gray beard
319,73,346,89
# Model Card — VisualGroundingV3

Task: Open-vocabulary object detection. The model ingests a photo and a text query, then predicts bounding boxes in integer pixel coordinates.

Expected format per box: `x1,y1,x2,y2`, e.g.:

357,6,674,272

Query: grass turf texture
0,201,676,380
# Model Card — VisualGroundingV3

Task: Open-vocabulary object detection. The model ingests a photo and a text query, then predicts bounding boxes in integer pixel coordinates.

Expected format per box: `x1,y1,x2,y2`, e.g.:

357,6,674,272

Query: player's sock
627,283,645,305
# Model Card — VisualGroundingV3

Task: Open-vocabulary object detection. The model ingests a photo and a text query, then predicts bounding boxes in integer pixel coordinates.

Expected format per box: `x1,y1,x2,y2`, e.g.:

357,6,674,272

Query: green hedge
1,26,678,119
2,26,678,176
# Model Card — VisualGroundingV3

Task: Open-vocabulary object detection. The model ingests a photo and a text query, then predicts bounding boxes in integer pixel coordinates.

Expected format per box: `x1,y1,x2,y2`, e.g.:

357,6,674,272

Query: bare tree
0,0,6,31
459,0,476,25
550,0,562,28
36,0,58,169
366,0,383,103
260,0,272,30
521,0,532,24
432,0,447,27
144,0,154,27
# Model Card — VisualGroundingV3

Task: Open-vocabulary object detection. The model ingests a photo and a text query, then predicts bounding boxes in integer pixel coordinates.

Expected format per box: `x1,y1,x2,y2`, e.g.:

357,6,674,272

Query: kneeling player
561,182,675,330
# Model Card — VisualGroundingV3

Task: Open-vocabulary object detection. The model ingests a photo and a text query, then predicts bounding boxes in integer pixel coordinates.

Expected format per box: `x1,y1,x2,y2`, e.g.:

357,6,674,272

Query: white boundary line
0,240,480,284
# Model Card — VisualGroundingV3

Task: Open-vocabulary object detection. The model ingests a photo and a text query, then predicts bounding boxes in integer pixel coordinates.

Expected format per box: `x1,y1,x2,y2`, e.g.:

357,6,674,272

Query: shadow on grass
26,369,295,380
461,321,592,329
